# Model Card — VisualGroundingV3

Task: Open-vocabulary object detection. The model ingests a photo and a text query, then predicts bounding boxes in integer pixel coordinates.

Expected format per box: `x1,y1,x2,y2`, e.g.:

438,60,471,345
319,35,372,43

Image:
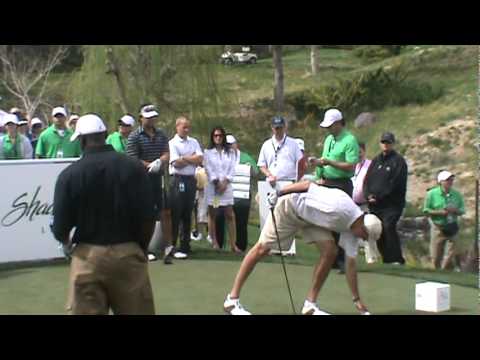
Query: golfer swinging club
223,181,382,315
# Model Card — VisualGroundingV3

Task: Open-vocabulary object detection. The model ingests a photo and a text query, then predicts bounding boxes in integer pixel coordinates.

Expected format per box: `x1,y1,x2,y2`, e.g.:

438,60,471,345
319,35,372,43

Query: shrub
353,45,407,60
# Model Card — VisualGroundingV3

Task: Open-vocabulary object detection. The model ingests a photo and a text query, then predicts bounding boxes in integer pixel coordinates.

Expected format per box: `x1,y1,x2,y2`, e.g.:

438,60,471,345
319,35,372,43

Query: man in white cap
36,106,81,158
310,108,360,273
28,117,44,157
423,170,465,270
0,113,33,160
127,104,173,264
52,113,156,315
107,114,136,153
223,180,382,315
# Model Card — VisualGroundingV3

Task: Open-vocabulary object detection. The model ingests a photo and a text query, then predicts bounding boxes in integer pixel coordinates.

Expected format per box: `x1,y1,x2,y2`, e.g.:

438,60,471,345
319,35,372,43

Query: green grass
0,258,477,315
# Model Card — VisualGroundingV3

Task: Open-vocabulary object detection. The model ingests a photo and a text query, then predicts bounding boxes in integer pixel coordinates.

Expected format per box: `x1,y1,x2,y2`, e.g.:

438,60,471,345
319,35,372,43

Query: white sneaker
148,254,158,262
223,294,251,315
207,235,212,244
190,232,203,241
174,252,188,259
301,300,331,315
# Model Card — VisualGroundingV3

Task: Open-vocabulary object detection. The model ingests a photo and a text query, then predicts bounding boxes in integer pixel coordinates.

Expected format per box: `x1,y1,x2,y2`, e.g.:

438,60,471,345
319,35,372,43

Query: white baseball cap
140,105,159,119
226,135,237,144
10,107,21,114
31,118,44,127
437,170,454,183
71,114,107,141
295,138,305,151
320,109,343,128
3,114,19,126
120,115,135,126
52,107,67,117
364,214,383,242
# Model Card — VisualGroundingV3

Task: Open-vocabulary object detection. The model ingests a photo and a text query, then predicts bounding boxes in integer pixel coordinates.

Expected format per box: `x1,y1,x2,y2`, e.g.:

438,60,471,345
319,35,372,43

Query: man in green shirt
423,170,465,270
309,108,360,274
0,114,33,160
36,107,82,159
106,114,135,153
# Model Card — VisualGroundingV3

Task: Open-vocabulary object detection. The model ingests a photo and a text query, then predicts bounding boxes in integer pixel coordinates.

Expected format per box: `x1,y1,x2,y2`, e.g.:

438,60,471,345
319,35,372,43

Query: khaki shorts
258,195,334,251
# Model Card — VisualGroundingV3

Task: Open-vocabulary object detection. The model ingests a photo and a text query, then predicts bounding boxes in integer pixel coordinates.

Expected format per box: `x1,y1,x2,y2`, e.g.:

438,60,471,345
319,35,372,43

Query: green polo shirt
316,129,359,180
423,186,465,226
106,132,127,153
35,125,81,159
240,151,259,175
1,135,22,160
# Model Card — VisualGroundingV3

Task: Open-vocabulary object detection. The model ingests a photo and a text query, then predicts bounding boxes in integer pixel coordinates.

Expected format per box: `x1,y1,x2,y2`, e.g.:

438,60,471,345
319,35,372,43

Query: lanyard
271,136,287,166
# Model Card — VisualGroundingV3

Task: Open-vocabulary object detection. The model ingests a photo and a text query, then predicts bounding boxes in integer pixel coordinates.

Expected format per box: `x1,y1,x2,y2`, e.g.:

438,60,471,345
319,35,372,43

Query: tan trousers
67,242,155,315
430,222,457,270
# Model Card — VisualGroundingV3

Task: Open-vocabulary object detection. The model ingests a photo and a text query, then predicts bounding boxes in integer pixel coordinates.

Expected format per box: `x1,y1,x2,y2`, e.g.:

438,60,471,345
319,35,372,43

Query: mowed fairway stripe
0,260,477,315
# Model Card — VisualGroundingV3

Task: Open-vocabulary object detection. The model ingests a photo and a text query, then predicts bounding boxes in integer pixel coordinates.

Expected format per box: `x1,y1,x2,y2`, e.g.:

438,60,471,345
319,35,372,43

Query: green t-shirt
240,151,259,175
1,135,23,160
316,129,359,180
423,186,465,226
35,125,81,159
106,131,127,153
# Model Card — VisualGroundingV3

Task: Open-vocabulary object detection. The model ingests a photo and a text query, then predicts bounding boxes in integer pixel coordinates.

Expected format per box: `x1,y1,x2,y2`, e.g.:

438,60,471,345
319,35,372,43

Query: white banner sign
0,159,77,264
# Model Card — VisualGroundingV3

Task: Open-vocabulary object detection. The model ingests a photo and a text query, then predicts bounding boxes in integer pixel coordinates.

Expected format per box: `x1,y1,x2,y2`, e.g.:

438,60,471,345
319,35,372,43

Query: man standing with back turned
52,114,156,315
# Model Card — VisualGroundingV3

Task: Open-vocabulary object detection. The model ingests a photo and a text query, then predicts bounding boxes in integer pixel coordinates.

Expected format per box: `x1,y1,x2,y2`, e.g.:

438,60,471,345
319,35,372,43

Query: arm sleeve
23,137,33,159
52,172,74,243
257,143,267,168
194,139,203,156
169,140,180,164
345,140,360,165
35,134,45,158
458,193,465,215
363,158,377,199
423,190,434,214
204,150,218,182
226,151,236,182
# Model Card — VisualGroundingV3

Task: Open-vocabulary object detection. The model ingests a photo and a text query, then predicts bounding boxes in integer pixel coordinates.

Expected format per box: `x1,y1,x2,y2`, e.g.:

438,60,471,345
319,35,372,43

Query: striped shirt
127,126,169,164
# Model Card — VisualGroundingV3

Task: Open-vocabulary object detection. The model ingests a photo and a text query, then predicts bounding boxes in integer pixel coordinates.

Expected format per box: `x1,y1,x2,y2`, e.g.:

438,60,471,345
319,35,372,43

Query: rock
354,112,377,129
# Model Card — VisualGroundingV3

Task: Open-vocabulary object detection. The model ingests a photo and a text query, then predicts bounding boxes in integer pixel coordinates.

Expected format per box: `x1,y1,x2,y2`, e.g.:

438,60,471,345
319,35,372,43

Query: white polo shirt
257,135,303,181
169,134,203,176
291,183,364,232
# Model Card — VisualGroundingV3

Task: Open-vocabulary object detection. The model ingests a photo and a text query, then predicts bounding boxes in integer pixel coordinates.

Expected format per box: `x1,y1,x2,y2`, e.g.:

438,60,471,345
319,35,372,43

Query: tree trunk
105,47,129,114
311,45,319,75
272,45,284,113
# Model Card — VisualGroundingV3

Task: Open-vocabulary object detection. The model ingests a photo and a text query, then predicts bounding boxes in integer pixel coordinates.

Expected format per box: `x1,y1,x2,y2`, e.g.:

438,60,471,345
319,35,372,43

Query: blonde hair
176,116,190,127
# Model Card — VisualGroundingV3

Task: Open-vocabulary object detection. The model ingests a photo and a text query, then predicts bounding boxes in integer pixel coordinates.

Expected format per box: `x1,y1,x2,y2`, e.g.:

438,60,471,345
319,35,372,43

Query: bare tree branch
0,45,69,118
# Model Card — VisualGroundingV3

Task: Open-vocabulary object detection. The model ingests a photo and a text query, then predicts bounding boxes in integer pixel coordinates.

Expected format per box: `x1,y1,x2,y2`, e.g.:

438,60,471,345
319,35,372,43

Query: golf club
269,205,296,315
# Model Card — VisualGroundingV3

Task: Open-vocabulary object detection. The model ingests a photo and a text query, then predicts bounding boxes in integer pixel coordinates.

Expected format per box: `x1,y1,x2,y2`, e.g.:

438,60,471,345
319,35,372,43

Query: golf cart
221,46,258,65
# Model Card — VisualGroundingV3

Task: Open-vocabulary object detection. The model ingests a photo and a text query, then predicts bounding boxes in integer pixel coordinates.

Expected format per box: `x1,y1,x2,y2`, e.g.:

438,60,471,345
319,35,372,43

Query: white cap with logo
320,109,343,128
2,113,19,126
226,135,237,145
437,170,454,183
31,117,44,127
52,107,68,117
120,115,136,126
140,105,159,119
71,114,107,142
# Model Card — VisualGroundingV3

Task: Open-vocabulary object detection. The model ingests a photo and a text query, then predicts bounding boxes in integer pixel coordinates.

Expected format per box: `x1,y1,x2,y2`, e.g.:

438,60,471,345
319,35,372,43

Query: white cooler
415,282,451,313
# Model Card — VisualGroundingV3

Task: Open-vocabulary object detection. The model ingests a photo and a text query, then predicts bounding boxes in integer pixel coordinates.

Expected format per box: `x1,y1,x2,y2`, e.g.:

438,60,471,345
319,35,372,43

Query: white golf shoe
301,300,331,315
223,294,251,315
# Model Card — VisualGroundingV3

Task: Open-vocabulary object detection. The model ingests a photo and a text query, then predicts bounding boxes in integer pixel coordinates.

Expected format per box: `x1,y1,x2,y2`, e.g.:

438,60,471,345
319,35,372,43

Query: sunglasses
381,141,393,145
214,134,224,138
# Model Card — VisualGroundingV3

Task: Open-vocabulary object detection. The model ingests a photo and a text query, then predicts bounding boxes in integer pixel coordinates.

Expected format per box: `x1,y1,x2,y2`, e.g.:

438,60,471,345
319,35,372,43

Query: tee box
415,282,451,313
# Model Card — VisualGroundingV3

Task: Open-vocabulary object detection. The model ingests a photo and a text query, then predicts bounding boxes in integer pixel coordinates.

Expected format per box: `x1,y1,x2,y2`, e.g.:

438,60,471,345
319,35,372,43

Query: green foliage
66,45,228,138
353,45,407,60
286,67,444,122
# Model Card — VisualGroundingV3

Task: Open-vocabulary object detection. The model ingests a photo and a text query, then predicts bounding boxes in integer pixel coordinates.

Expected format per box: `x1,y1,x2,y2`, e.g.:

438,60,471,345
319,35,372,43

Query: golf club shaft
270,207,296,315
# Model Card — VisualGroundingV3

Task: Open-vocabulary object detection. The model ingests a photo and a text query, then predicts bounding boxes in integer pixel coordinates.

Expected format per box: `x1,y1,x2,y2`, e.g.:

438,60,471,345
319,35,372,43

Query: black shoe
164,255,173,265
